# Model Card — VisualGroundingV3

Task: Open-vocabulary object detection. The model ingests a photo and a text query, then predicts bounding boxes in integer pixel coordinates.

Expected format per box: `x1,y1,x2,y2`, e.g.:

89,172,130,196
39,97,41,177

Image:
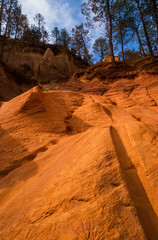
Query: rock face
39,48,59,84
0,57,158,239
0,63,35,101
38,47,83,88
0,38,88,91
103,53,120,63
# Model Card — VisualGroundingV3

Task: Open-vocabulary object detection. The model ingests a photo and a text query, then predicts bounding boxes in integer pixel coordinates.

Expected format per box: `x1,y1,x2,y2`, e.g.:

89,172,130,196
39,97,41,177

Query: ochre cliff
0,37,88,99
0,56,158,240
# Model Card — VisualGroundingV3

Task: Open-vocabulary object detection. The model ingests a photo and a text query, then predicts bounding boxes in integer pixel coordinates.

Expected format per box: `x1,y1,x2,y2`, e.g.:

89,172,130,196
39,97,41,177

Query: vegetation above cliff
74,56,158,82
0,0,157,64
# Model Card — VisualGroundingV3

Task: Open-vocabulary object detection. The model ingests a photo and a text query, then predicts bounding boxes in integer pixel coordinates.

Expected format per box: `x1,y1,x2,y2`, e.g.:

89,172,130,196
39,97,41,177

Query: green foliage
93,37,109,61
82,0,157,58
60,28,71,48
41,26,49,43
82,0,115,62
33,13,49,43
124,48,141,61
112,0,129,60
51,27,60,44
0,0,29,39
51,27,71,48
13,7,29,39
0,0,157,63
34,13,45,32
21,25,42,43
71,24,92,65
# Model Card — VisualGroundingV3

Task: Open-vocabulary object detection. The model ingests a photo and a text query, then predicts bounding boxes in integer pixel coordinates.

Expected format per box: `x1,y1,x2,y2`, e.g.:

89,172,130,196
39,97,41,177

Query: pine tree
0,0,20,61
93,37,109,61
41,25,49,43
13,6,29,39
124,48,141,61
6,9,29,63
151,0,158,35
135,0,153,56
142,0,158,53
60,28,71,48
51,27,60,44
34,13,45,42
21,25,42,43
0,0,5,35
112,0,128,61
81,0,115,63
34,13,44,32
71,24,92,66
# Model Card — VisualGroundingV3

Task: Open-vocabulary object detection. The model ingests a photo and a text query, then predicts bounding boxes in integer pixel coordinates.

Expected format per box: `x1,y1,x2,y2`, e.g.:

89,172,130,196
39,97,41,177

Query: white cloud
19,0,79,33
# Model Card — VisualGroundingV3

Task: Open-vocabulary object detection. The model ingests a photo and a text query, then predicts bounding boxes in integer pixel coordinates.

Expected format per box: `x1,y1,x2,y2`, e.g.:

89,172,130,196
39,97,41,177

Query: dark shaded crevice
89,96,114,121
131,114,141,122
70,197,89,203
63,96,91,135
64,111,74,135
102,106,113,122
89,96,95,102
110,126,158,240
21,146,48,163
100,89,108,96
127,84,140,97
0,145,49,179
145,87,157,106
63,114,91,135
108,98,117,106
65,126,72,133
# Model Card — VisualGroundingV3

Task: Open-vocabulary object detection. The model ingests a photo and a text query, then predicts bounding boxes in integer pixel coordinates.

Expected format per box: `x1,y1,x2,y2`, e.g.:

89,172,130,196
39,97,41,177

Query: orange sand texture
0,59,158,239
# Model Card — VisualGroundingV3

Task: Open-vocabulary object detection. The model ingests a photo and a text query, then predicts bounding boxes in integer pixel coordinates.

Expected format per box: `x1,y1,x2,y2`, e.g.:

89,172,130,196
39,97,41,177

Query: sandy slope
0,65,158,239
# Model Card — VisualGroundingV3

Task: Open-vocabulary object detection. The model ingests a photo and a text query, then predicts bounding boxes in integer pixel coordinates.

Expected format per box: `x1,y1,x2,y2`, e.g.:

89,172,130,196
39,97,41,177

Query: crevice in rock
64,112,74,135
131,114,141,122
70,197,89,203
89,96,95,102
110,126,158,240
0,145,49,179
127,84,140,97
145,87,157,106
102,106,113,122
108,98,117,106
100,89,108,96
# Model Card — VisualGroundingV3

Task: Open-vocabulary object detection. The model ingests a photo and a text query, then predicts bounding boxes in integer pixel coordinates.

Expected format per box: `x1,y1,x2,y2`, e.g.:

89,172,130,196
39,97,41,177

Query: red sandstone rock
0,58,158,240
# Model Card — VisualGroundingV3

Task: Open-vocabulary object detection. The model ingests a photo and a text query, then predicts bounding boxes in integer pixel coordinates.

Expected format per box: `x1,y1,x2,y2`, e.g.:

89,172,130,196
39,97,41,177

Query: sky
18,0,86,33
18,0,136,60
18,0,105,60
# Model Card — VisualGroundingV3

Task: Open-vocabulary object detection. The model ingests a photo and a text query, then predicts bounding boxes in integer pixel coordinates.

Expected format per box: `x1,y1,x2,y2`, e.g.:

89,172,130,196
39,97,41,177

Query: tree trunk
101,42,104,61
0,0,13,61
5,0,13,37
81,33,93,66
152,0,158,52
135,27,146,57
86,50,92,66
120,30,124,61
83,41,92,66
107,0,115,63
55,33,57,44
6,10,21,64
152,0,158,34
0,0,4,35
136,0,153,56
